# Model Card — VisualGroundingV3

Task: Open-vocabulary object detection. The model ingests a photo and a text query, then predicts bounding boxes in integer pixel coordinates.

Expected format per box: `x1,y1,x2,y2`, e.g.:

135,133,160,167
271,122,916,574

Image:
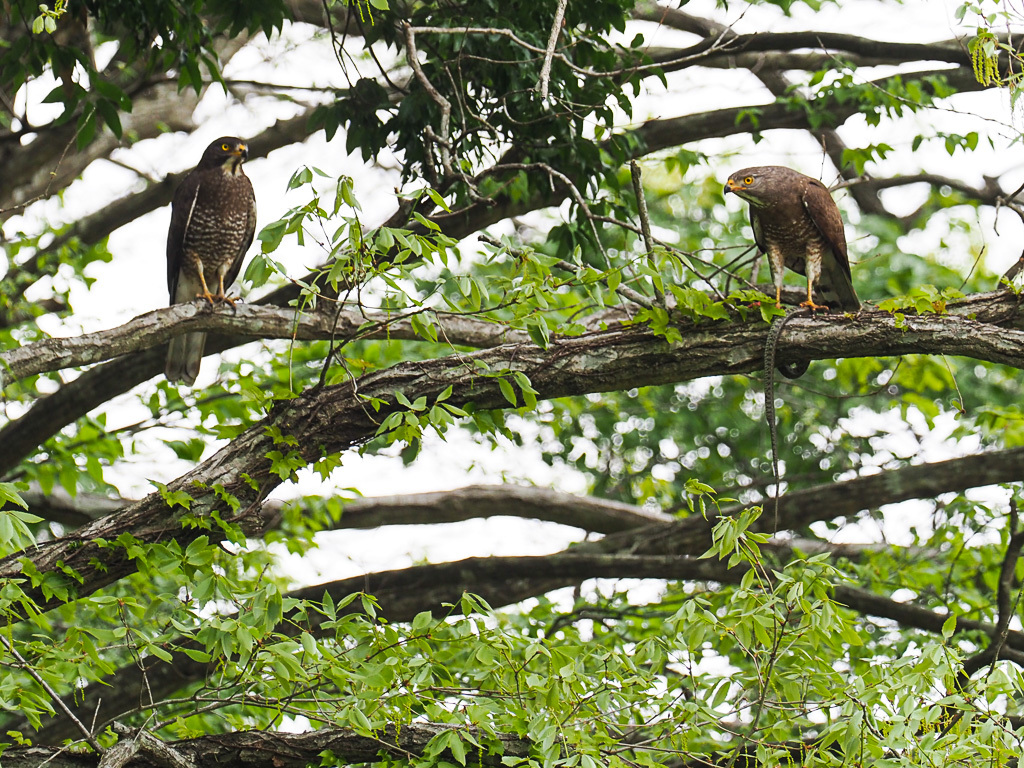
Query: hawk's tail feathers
822,258,861,313
165,332,207,386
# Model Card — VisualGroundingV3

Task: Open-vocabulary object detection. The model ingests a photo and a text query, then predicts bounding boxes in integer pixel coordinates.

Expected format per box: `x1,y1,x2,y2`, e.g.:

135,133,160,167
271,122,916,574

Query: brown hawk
724,166,860,313
165,137,256,385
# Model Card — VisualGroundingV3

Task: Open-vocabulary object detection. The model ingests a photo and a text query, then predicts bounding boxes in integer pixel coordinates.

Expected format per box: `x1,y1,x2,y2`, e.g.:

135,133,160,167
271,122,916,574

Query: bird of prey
724,166,860,313
165,136,256,386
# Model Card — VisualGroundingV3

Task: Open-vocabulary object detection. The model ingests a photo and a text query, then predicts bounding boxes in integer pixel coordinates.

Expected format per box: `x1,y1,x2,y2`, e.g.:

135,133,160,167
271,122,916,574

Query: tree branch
296,483,677,532
0,303,527,385
0,723,531,768
3,287,1024,478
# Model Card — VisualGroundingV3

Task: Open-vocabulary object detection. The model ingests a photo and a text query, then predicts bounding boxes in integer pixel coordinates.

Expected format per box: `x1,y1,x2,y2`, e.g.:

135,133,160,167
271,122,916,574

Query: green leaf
0,483,28,511
96,98,122,137
497,377,517,406
527,320,550,349
412,610,433,631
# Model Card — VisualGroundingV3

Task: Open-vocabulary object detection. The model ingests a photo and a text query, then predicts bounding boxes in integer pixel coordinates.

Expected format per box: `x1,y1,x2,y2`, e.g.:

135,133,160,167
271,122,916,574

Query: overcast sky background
4,0,1021,585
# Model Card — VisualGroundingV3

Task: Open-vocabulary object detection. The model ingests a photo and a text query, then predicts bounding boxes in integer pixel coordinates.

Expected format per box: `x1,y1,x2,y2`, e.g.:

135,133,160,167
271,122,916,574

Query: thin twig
555,259,653,309
958,244,986,291
0,633,104,752
479,233,652,309
537,0,569,100
103,156,161,185
940,356,966,417
629,161,665,307
403,23,453,177
0,112,90,215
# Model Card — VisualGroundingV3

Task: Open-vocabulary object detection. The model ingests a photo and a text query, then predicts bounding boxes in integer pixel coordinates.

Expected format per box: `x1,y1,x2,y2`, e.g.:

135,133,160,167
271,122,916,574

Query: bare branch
0,723,531,768
631,5,976,70
403,23,453,177
302,483,676,532
537,0,569,100
0,303,526,385
629,161,664,307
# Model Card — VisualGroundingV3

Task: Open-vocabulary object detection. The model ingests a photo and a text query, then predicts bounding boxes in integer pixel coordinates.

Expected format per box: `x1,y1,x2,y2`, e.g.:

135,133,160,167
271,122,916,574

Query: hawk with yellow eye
165,136,257,386
724,166,860,313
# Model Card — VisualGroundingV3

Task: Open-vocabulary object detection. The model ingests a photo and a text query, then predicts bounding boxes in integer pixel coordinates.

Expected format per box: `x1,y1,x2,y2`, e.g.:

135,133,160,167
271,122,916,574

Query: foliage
1,0,1024,766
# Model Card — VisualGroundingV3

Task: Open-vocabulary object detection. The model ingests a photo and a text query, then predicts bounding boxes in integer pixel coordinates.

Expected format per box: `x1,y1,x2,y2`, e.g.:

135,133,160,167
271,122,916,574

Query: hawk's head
723,167,778,209
198,137,249,174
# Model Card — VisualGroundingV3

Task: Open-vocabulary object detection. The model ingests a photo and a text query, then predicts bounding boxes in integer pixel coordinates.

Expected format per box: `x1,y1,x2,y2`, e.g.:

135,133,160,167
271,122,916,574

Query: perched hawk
165,137,256,385
724,166,859,313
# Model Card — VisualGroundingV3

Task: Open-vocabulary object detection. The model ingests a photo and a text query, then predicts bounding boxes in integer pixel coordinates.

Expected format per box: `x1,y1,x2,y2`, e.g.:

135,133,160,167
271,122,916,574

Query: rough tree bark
0,723,531,768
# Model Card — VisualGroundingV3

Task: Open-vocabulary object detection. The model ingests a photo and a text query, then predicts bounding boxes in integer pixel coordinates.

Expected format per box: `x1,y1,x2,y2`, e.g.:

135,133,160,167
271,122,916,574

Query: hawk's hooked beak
724,179,739,195
224,144,248,174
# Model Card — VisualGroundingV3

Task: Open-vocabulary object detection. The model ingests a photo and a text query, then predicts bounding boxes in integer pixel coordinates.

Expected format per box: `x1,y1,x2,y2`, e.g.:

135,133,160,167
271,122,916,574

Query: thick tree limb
591,445,1024,559
650,27,973,70
20,482,668,532
6,287,1024,387
5,286,1024,398
3,287,1024,483
0,303,527,385
0,723,531,768
322,484,676,531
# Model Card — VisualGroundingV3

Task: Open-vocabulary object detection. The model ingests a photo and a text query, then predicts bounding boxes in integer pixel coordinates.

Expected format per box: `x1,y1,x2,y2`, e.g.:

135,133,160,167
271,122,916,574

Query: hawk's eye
221,143,230,151
743,176,754,185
